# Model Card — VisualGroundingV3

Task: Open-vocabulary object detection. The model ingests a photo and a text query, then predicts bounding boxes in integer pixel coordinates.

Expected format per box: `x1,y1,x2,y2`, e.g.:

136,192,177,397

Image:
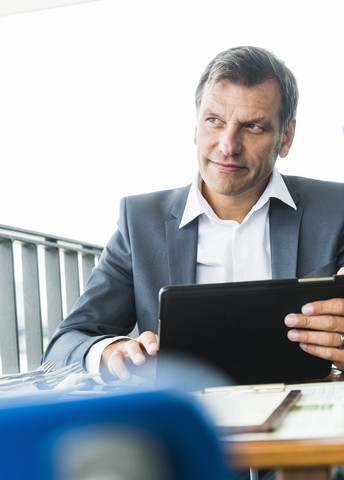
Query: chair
0,388,231,480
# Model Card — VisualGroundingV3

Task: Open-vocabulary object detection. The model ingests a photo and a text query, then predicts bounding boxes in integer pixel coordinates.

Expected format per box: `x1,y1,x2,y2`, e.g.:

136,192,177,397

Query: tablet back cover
158,276,344,385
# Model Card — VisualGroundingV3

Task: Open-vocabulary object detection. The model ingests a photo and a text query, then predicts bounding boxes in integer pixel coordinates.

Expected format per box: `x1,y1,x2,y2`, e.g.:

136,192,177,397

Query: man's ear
194,127,198,146
279,119,296,158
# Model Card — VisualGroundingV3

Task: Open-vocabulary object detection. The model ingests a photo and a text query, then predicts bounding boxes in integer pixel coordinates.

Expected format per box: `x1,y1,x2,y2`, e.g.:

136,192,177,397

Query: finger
125,338,150,365
337,267,344,276
107,348,131,380
287,329,343,348
124,332,158,365
301,298,344,316
299,342,344,363
285,312,344,332
136,331,159,356
334,361,344,371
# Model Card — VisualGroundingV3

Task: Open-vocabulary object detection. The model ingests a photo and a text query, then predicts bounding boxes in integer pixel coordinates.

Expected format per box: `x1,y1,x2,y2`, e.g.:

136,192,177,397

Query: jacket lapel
165,218,198,285
164,186,198,285
269,176,303,278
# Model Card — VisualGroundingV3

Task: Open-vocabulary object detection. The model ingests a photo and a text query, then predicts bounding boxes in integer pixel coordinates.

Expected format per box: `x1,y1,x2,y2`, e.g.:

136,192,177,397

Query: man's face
194,79,295,203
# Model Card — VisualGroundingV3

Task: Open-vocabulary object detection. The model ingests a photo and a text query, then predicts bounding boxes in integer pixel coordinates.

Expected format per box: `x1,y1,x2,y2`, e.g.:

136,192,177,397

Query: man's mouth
210,161,246,173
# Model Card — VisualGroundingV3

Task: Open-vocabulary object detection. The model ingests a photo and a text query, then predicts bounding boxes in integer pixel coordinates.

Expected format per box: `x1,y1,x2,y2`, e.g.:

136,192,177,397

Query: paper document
196,385,301,433
214,381,344,441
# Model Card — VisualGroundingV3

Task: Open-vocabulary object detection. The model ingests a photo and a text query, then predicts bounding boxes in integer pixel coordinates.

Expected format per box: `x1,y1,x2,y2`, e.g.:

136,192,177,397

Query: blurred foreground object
0,389,230,480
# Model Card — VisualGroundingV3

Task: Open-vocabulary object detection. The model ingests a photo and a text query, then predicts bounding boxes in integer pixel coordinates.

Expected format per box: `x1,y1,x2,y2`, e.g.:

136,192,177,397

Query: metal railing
0,225,103,374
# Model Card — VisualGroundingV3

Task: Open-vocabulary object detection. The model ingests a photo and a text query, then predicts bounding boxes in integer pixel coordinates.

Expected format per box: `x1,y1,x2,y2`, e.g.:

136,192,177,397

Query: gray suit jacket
43,175,344,368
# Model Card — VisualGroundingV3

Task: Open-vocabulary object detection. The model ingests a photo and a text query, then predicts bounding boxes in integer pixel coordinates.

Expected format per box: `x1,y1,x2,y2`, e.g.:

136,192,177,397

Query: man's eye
207,117,221,125
246,124,264,132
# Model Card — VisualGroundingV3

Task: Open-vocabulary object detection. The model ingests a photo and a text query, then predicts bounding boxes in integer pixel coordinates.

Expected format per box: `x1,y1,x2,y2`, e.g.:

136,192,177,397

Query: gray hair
195,46,299,133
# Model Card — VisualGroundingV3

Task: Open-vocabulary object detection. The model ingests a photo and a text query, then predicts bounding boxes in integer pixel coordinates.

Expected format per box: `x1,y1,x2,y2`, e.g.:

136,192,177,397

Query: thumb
337,267,344,276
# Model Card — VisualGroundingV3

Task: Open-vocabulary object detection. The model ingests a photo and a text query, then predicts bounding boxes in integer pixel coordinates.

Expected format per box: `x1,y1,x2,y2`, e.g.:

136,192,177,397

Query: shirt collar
179,168,296,228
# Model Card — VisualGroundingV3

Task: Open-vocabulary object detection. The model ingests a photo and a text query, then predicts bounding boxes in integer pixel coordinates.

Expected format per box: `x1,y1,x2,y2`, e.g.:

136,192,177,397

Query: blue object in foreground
0,389,231,480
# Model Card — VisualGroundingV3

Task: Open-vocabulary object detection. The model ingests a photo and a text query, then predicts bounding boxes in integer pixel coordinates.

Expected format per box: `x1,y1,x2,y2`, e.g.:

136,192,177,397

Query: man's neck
201,180,269,224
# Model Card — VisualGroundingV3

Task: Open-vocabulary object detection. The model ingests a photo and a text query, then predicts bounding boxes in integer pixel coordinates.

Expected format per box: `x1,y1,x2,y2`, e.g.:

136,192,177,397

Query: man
43,46,344,382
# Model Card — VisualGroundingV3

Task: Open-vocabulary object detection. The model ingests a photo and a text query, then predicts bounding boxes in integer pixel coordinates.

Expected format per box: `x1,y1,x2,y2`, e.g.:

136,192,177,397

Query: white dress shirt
180,168,296,283
86,168,296,375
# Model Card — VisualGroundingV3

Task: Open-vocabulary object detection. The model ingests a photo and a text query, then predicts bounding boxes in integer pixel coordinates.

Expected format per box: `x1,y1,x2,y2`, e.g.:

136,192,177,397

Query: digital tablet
158,275,344,385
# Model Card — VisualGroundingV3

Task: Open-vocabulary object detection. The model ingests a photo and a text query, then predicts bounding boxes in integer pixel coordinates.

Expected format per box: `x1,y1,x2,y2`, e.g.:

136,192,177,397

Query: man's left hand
284,267,344,371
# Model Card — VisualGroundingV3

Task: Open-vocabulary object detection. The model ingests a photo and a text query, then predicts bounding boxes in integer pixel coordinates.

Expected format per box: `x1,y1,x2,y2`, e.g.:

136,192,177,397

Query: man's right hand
100,331,158,381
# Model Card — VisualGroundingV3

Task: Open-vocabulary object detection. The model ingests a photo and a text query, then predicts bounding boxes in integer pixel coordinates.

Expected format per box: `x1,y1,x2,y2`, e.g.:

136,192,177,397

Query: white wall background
0,0,343,246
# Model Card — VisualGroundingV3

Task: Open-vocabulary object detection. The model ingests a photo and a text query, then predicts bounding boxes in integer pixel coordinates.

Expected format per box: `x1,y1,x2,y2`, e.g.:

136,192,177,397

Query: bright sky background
0,0,343,246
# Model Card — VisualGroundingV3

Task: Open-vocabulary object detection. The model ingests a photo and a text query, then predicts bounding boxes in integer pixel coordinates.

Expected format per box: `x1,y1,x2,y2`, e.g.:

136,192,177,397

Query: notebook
157,275,344,385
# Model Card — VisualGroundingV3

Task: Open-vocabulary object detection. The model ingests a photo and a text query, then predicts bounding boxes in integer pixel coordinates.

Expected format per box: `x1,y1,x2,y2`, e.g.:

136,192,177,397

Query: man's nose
218,127,242,157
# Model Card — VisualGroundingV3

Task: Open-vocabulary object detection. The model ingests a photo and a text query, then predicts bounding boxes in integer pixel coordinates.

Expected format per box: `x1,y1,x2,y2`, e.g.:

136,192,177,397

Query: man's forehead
199,79,282,116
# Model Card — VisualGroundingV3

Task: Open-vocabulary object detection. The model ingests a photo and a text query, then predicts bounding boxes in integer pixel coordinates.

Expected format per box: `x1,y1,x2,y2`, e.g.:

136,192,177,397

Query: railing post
0,239,19,373
44,247,63,339
21,243,43,370
81,253,95,291
63,250,80,315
